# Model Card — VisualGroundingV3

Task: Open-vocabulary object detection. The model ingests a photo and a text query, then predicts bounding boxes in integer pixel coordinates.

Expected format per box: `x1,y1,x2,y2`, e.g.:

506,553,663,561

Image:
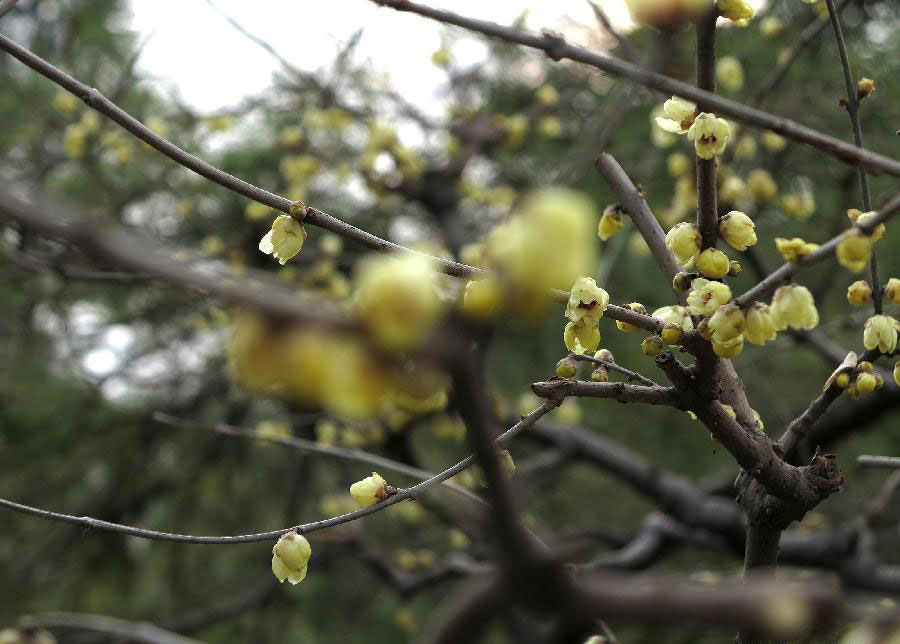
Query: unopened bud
672,271,692,292
594,348,614,363
556,356,578,379
350,472,390,508
857,77,875,100
591,366,609,382
661,324,683,345
642,334,664,357
728,260,742,277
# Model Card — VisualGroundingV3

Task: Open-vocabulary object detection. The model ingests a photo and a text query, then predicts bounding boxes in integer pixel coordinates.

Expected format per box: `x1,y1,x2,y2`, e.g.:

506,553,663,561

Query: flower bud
697,317,713,340
719,211,757,251
744,302,777,345
752,409,765,432
616,302,647,332
661,324,683,345
894,361,900,387
857,361,874,373
836,231,873,273
696,248,730,279
856,372,877,395
856,210,885,241
884,278,900,305
556,356,578,379
835,372,850,388
564,321,601,354
687,113,731,159
591,366,609,382
771,284,819,330
712,334,744,358
862,315,899,354
760,16,782,37
594,348,614,362
672,271,693,292
857,77,875,100
642,335,664,357
687,278,732,316
718,0,754,25
665,222,702,266
653,305,694,333
721,404,737,419
847,280,872,307
350,472,389,508
272,531,312,585
708,303,746,342
728,260,742,277
598,205,625,241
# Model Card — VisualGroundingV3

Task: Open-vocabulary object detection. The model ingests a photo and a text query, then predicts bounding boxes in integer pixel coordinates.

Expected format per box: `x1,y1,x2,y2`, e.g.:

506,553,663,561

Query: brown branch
568,351,659,386
0,401,558,544
734,191,900,307
369,0,900,177
594,153,681,281
695,11,719,250
18,613,205,644
858,456,900,469
531,379,683,407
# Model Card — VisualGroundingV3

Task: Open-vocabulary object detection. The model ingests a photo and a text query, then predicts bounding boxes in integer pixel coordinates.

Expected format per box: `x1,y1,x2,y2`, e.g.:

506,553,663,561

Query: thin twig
531,379,683,407
19,613,204,644
857,456,900,469
570,352,659,387
694,11,719,250
368,0,900,177
0,402,558,544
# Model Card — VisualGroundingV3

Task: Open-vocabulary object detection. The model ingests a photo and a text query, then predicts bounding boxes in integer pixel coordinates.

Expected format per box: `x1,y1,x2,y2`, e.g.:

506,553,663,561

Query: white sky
127,0,635,114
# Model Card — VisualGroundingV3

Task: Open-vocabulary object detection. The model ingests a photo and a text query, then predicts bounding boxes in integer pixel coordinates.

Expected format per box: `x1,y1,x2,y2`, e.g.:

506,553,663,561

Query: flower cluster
563,276,609,354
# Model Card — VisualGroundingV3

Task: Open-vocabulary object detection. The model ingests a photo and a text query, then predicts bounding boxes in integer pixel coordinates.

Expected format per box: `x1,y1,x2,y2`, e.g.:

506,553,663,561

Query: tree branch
531,379,683,407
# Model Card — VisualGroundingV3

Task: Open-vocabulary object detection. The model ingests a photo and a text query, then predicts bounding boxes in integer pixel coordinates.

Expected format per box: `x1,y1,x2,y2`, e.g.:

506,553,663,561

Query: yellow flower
747,169,777,203
538,116,562,138
272,531,312,585
708,303,746,341
616,302,647,332
775,237,819,263
462,278,503,321
687,278,732,316
894,361,900,387
696,248,730,278
857,77,875,99
655,97,697,135
760,16,783,37
852,210,885,241
431,47,451,67
661,324,683,345
863,315,898,354
667,152,692,176
712,334,744,358
653,305,694,332
350,472,389,508
744,302,777,345
565,276,610,326
537,84,559,106
884,278,900,305
855,372,878,396
836,231,873,273
762,131,787,152
625,0,711,30
259,214,306,265
564,321,601,354
641,334,664,357
847,280,873,307
353,255,443,352
771,284,819,330
716,56,745,90
718,0,754,25
665,222,702,266
687,113,730,159
598,205,625,241
719,210,756,251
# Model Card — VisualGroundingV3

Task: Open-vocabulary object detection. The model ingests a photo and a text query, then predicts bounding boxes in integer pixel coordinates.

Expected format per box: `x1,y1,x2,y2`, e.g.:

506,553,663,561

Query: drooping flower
665,222,702,266
350,472,390,508
564,321,601,355
565,276,610,326
655,97,697,135
771,284,819,331
687,278,732,316
863,315,899,354
712,334,744,359
687,113,730,159
708,303,746,342
718,0,754,25
598,205,625,241
836,231,874,273
719,210,757,251
272,531,312,585
259,214,306,265
696,248,730,279
847,280,873,307
857,77,875,99
744,303,777,345
884,278,900,305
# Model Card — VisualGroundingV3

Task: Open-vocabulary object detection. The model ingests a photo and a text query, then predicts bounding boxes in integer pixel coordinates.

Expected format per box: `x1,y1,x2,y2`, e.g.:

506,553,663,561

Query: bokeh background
1,0,899,642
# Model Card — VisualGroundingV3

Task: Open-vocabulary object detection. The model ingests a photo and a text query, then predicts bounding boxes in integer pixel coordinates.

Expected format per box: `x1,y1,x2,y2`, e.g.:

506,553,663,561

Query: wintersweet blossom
719,211,757,251
863,315,898,354
350,472,389,508
687,278,732,317
655,97,697,135
665,222,702,266
272,531,312,585
744,303,777,345
696,248,730,279
847,281,873,307
565,276,610,326
259,214,306,265
687,113,730,159
771,284,819,331
718,0,754,25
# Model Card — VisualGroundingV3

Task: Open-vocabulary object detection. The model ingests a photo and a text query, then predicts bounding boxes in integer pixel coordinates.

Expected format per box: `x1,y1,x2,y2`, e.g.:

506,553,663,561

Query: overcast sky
127,0,636,114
